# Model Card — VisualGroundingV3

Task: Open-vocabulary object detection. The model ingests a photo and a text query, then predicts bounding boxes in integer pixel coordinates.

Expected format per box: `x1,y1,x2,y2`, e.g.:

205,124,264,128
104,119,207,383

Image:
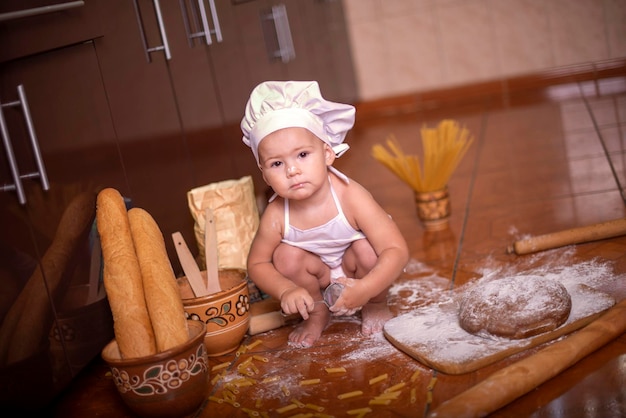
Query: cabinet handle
0,97,27,205
0,1,84,22
132,0,172,62
266,4,295,63
0,85,50,205
206,0,223,43
180,0,223,46
179,0,197,47
17,85,50,192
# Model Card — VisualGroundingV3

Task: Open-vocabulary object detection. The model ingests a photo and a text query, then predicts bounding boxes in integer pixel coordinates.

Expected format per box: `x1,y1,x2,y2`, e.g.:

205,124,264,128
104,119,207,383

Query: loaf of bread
128,207,188,352
458,276,572,339
97,188,156,358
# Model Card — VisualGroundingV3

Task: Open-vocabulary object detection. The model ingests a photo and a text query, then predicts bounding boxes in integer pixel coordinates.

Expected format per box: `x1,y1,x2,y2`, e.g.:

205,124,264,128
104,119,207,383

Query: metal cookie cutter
280,282,345,317
322,282,344,308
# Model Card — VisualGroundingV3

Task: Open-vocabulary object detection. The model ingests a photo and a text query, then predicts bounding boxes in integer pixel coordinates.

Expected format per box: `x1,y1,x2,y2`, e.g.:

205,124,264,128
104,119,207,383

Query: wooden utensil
172,232,206,297
507,217,626,255
204,207,222,294
248,298,299,335
248,310,301,335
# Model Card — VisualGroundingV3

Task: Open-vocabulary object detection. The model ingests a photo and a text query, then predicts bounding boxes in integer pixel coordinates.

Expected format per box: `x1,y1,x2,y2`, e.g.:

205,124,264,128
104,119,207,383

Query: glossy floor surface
51,75,626,417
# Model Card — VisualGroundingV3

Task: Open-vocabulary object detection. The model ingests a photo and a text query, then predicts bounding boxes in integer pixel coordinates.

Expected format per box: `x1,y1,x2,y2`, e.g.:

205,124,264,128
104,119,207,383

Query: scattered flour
403,257,434,275
388,272,451,313
212,250,623,403
339,330,399,362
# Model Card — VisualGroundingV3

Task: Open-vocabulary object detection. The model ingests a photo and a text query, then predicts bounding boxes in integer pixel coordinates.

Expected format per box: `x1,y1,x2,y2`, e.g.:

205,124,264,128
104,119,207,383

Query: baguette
97,188,156,358
128,208,188,352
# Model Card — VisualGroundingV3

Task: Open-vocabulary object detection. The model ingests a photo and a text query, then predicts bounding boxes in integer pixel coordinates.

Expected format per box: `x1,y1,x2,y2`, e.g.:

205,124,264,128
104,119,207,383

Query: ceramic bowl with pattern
101,320,209,418
179,269,250,356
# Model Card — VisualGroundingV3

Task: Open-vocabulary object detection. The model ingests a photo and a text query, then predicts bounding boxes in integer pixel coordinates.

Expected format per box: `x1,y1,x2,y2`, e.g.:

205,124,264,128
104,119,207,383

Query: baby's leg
343,239,393,335
274,243,330,347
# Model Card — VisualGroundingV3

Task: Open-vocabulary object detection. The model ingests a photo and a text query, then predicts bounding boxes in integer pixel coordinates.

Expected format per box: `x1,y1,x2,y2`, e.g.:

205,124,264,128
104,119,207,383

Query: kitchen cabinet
0,41,120,410
207,0,357,125
0,0,357,410
92,0,357,266
93,0,216,270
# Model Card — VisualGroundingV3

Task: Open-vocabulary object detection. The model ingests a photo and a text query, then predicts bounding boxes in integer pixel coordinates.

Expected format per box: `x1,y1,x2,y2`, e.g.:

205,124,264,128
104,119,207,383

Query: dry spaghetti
371,119,473,192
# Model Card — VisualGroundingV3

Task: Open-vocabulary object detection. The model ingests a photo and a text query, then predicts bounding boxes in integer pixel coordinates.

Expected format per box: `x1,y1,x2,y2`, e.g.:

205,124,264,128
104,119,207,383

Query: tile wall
342,0,626,101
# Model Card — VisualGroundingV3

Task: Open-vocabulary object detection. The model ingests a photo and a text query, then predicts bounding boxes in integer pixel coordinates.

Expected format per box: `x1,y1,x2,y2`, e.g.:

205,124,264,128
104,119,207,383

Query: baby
241,81,409,347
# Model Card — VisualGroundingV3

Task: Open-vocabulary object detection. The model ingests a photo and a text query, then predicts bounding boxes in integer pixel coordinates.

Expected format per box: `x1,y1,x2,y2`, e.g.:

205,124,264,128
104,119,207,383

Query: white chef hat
241,80,355,164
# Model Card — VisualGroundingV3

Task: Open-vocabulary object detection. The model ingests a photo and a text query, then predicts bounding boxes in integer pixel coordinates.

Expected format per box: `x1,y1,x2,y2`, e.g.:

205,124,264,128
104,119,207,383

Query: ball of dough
458,276,572,339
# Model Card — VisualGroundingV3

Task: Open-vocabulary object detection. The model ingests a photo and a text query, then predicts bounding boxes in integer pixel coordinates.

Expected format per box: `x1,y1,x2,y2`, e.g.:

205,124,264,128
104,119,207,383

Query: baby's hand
280,287,315,320
328,278,369,316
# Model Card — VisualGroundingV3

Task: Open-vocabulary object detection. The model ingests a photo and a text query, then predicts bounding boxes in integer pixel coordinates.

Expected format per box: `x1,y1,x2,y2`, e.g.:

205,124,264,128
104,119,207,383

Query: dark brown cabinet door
160,0,223,131
0,41,119,410
0,0,104,63
283,0,357,103
159,0,242,188
211,0,286,125
94,0,205,268
208,0,357,123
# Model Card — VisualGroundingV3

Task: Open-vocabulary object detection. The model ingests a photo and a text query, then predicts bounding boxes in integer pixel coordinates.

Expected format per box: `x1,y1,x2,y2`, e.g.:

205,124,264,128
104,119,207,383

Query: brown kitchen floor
51,71,626,417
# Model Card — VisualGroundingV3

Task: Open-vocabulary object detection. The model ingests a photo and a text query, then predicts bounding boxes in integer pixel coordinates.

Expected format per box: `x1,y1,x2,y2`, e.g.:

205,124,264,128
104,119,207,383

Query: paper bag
187,176,260,271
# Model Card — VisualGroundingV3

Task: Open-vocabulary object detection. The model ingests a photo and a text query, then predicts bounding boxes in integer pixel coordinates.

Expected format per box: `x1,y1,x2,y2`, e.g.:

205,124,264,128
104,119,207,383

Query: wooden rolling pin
248,298,300,335
507,218,626,255
428,296,626,418
248,311,300,335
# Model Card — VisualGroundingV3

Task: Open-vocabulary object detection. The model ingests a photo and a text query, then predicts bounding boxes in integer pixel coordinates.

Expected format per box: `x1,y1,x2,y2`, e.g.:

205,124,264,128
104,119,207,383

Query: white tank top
282,178,366,269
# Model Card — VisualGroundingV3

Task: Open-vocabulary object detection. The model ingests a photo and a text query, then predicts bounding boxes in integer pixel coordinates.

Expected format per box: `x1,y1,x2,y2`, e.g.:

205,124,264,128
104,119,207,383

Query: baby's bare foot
361,301,393,335
289,304,330,348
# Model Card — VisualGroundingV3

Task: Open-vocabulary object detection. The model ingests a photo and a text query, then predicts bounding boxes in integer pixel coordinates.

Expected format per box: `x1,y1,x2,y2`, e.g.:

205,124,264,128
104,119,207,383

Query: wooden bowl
179,269,250,356
101,320,209,418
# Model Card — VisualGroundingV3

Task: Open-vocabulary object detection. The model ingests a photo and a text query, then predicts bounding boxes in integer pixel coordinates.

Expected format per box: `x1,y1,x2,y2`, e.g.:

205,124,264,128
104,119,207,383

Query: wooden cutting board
383,285,615,375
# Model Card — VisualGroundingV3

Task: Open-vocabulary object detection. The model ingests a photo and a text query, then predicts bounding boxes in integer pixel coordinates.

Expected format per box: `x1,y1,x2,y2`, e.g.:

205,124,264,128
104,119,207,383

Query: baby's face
258,127,334,200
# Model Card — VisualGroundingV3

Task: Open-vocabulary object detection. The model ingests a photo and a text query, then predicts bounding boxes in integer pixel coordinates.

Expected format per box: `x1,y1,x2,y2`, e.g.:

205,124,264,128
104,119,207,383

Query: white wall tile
547,0,609,66
342,0,625,101
384,11,445,96
343,0,379,23
491,0,553,76
346,20,391,100
605,0,626,57
437,0,500,86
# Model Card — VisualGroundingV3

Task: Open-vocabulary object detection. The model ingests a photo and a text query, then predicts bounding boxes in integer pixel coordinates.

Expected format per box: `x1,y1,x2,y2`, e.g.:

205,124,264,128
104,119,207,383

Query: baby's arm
247,203,315,319
332,182,409,311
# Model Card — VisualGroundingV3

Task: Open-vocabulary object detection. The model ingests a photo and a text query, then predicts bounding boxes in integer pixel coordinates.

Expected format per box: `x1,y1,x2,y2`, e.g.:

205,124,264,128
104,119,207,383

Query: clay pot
49,284,114,375
414,186,451,231
180,269,250,356
101,320,209,418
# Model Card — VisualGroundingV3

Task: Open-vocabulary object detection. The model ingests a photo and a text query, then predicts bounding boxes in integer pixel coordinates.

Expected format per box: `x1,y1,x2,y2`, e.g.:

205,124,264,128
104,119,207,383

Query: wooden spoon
172,231,206,297
204,207,222,294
